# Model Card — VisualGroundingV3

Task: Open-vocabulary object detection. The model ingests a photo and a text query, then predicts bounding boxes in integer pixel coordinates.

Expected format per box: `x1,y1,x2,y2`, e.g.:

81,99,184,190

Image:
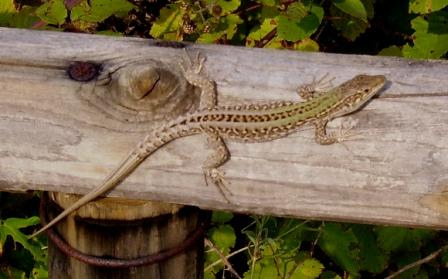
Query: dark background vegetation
1,0,448,278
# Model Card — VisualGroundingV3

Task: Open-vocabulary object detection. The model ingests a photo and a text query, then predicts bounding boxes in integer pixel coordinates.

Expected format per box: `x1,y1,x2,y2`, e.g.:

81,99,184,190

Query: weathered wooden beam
1,27,448,229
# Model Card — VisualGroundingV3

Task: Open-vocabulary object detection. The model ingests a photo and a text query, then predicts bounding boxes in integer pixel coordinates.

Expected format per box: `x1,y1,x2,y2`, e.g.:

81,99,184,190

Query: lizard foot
179,49,205,74
203,168,233,203
179,49,217,109
298,73,335,100
330,120,361,143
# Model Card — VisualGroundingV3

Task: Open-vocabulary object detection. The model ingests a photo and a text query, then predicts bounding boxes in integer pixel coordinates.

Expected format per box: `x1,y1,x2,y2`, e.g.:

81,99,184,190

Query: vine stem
385,244,448,279
204,238,242,279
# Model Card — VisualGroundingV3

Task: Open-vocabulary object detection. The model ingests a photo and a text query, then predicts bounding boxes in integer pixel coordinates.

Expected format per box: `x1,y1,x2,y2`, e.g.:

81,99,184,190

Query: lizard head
332,74,386,117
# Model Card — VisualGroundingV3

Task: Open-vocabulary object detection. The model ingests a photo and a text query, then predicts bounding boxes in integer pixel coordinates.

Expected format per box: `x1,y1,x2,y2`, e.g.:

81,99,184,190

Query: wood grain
1,28,448,228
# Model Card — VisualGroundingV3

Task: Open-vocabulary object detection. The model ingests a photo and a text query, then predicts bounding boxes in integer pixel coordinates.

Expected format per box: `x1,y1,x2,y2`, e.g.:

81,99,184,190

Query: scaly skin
30,54,386,238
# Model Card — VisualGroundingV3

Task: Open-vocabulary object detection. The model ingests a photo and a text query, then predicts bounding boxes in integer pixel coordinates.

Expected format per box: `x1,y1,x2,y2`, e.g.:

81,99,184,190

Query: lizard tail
29,125,194,239
29,150,146,239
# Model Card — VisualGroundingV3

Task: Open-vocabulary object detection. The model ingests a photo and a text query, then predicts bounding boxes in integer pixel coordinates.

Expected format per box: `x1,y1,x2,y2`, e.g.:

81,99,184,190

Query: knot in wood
81,60,200,127
118,64,160,100
67,61,100,82
110,62,197,114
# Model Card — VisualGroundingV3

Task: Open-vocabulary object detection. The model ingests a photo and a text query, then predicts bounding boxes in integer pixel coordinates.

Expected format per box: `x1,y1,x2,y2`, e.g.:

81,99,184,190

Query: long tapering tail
29,130,177,238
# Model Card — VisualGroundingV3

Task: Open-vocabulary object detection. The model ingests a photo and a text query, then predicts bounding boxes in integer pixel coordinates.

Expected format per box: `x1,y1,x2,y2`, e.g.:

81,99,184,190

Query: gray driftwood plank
1,28,448,228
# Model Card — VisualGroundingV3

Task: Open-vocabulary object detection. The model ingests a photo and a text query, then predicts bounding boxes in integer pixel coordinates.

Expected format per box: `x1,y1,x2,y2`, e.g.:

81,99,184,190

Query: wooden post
43,193,205,278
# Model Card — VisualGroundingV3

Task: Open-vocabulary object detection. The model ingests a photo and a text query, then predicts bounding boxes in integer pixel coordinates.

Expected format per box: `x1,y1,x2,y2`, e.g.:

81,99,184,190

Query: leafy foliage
0,217,44,263
0,193,47,278
204,216,446,278
1,0,448,278
35,0,67,25
0,0,134,32
402,11,448,58
318,223,360,275
1,0,448,57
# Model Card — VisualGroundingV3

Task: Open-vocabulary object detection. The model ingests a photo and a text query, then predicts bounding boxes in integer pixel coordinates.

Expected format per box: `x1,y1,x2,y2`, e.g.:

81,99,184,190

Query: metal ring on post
39,192,206,268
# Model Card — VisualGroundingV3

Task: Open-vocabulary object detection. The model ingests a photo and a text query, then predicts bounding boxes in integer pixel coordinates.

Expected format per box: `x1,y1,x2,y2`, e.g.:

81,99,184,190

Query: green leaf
409,0,448,14
211,0,241,14
330,0,372,41
292,258,324,279
246,17,277,47
0,0,15,26
403,229,436,251
332,0,367,22
204,270,217,279
244,243,285,278
376,226,407,252
352,225,388,274
260,5,279,20
286,2,308,21
222,14,243,39
211,211,233,224
264,38,284,49
403,13,448,59
35,0,67,25
204,249,223,276
0,0,15,14
258,0,277,7
205,223,237,277
150,3,183,40
277,4,323,42
8,7,39,28
208,224,236,252
0,1,37,28
197,32,222,43
378,46,403,57
318,223,360,275
5,217,40,229
0,217,45,263
244,258,278,278
71,0,135,23
292,38,320,51
198,14,242,43
31,266,49,279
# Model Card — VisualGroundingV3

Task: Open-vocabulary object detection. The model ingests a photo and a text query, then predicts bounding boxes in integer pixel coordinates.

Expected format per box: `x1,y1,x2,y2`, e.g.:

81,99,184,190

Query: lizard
30,51,386,238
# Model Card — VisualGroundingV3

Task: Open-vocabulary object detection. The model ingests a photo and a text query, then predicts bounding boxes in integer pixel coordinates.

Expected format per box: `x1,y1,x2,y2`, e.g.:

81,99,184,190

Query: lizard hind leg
314,119,359,145
202,132,232,203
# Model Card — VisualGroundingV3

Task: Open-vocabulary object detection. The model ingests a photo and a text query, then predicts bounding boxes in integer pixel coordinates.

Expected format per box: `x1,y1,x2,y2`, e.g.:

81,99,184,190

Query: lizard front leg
179,50,217,109
297,74,335,101
202,132,232,203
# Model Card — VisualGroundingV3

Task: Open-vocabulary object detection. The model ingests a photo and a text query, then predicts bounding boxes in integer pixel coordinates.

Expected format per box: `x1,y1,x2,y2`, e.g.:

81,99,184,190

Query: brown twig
205,246,249,271
255,28,277,48
204,238,242,279
385,244,448,279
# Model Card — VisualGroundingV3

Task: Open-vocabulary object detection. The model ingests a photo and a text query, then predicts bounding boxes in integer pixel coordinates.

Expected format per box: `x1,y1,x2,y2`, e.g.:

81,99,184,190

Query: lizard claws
298,73,335,100
203,168,232,203
179,49,206,75
331,120,361,142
